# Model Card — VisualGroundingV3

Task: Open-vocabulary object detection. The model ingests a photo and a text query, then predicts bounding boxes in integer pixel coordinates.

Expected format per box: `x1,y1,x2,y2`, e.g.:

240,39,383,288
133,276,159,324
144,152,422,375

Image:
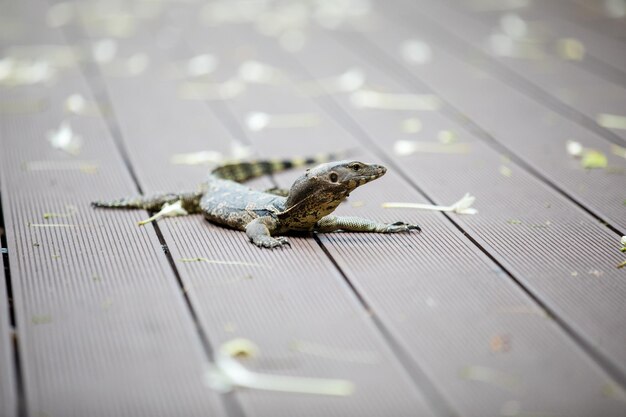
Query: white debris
187,54,217,77
138,200,188,226
205,338,354,396
401,40,432,64
47,121,82,155
383,193,478,215
566,140,584,157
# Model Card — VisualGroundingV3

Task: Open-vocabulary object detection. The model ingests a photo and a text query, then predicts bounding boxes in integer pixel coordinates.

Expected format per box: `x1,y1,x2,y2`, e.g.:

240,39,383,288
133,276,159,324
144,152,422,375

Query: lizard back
200,176,286,231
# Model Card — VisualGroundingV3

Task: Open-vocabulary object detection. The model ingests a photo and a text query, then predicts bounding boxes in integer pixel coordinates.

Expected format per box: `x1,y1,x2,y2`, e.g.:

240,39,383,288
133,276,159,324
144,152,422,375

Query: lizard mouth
350,164,387,187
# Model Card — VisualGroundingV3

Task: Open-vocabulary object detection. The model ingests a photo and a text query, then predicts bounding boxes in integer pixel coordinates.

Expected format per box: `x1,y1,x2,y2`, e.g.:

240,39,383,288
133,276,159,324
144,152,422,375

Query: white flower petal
138,200,188,225
566,140,583,157
456,207,479,215
383,193,478,215
246,112,270,131
230,141,253,160
47,121,82,155
451,193,476,212
187,54,217,77
170,150,223,165
393,140,417,156
205,338,354,396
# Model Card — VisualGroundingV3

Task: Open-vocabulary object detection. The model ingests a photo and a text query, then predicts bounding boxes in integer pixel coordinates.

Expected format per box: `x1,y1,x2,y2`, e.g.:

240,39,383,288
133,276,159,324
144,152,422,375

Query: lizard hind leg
92,191,203,213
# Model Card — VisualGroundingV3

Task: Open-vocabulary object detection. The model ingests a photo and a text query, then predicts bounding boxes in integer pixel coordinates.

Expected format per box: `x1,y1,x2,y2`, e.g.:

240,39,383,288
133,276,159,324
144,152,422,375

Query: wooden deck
1,0,625,416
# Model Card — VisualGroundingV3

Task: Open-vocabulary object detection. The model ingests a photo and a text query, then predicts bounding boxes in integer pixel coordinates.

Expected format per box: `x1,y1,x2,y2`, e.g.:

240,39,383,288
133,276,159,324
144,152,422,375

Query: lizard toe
388,222,421,233
385,223,417,233
408,224,422,233
255,236,290,248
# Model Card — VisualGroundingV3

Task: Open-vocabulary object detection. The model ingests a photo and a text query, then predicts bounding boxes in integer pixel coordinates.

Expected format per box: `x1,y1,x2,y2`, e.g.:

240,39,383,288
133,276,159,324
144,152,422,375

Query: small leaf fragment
581,150,608,169
602,382,626,402
597,113,626,131
32,315,52,325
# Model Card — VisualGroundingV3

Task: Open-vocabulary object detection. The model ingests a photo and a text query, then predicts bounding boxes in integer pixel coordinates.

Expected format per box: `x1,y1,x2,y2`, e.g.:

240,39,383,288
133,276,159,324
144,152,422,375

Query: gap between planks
177,12,626,413
339,29,624,237
393,0,626,149
312,92,626,390
57,18,248,417
304,20,626,387
50,1,626,413
189,13,626,389
0,192,27,417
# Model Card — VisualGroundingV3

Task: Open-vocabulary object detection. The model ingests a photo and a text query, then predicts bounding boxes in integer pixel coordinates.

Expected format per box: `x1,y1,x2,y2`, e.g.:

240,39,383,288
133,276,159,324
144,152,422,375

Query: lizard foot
252,236,291,249
385,222,422,233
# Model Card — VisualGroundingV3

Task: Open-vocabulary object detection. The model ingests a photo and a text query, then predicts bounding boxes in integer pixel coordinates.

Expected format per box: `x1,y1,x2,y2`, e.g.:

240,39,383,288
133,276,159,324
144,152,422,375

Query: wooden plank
1,12,23,415
179,15,626,416
468,0,626,99
401,0,626,145
269,2,626,387
456,0,626,80
552,0,626,41
352,1,626,234
455,0,626,42
0,4,227,416
70,11,440,417
0,248,17,417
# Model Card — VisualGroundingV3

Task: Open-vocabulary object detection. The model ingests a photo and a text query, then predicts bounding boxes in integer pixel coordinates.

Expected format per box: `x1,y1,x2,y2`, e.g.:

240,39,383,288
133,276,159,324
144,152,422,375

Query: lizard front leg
245,216,290,248
314,215,421,234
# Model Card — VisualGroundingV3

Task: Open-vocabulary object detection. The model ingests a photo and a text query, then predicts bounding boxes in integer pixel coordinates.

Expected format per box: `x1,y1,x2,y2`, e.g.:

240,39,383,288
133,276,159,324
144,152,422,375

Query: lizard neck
279,189,345,231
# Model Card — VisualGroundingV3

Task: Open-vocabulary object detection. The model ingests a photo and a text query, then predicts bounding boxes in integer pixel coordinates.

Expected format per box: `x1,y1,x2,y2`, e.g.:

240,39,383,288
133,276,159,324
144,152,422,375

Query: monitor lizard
92,156,421,248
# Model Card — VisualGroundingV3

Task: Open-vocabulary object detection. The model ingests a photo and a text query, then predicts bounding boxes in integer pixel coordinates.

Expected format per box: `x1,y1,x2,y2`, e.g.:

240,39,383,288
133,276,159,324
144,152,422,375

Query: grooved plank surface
2,0,626,416
73,14,438,417
311,3,626,380
180,16,626,416
552,0,626,41
0,4,226,417
361,1,626,233
403,0,626,143
0,251,16,417
463,0,626,76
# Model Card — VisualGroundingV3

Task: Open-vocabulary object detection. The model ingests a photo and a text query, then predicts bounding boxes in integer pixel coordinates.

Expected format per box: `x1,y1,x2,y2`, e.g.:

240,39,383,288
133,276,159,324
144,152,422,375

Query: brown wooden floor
1,0,626,416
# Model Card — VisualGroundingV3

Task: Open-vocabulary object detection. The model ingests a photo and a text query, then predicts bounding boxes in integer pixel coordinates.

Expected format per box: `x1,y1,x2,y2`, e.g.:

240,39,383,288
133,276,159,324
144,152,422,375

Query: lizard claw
253,236,290,248
388,222,422,233
408,224,422,233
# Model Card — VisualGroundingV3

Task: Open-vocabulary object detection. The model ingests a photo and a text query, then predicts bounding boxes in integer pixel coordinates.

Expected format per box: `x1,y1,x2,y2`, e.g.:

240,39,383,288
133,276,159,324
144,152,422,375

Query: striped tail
211,151,350,183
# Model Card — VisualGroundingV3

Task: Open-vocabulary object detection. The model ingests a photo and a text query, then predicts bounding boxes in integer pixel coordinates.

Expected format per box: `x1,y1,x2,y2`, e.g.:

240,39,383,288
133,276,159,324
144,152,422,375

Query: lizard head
280,160,386,229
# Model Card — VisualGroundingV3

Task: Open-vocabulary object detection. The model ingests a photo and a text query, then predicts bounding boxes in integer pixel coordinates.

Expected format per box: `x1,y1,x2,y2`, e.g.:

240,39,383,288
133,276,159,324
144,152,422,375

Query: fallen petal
205,338,354,396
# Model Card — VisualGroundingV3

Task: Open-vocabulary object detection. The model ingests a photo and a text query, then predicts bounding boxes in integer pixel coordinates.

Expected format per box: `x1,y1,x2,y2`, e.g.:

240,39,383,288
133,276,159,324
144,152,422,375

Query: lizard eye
329,172,338,182
352,164,361,171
